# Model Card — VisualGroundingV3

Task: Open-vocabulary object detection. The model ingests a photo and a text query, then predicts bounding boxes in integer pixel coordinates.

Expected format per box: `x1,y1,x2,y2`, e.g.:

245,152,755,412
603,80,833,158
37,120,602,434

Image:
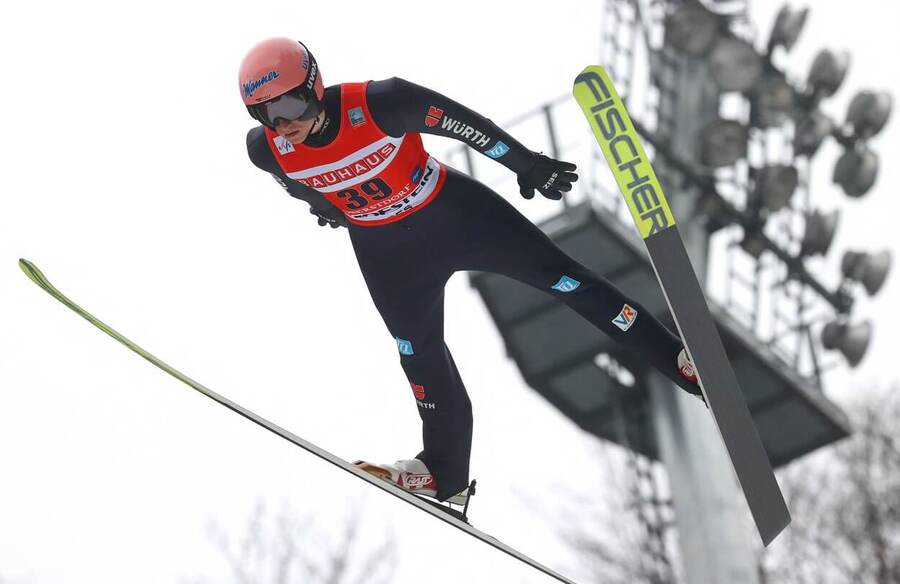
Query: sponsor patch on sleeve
485,141,510,159
425,106,444,127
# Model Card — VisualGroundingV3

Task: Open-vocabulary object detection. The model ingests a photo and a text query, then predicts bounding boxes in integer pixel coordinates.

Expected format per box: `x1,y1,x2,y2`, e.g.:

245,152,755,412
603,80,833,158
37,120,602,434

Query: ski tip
19,259,47,287
573,64,609,85
576,63,606,73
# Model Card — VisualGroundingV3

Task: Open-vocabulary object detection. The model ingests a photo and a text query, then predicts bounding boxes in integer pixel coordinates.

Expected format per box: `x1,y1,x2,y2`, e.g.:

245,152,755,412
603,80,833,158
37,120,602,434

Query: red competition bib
264,82,446,227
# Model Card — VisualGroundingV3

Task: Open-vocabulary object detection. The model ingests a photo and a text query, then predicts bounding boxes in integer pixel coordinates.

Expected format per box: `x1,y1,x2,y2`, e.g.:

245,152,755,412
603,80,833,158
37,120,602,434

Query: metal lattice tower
449,0,858,581
613,395,676,583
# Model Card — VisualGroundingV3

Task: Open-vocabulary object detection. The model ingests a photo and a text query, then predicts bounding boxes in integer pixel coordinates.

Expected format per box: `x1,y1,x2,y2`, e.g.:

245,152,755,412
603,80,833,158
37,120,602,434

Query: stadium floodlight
793,110,833,156
708,37,764,92
841,249,892,296
846,90,893,140
665,0,720,56
700,119,749,167
754,164,799,212
833,145,879,197
807,49,850,98
821,319,873,367
752,73,795,128
768,5,809,52
800,209,840,256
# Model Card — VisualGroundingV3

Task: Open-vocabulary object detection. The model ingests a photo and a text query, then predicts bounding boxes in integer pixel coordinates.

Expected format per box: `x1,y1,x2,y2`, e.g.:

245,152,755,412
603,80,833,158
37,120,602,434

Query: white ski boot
677,347,707,405
353,458,469,505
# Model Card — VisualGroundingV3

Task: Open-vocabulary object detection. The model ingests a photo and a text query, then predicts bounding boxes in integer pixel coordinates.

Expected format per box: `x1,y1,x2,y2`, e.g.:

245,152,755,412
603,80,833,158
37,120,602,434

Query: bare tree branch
192,496,397,584
529,385,900,584
759,385,900,584
521,440,677,584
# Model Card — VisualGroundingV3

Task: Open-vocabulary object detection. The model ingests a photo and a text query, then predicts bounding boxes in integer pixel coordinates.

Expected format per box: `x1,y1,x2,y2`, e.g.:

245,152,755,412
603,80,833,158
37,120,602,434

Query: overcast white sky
2,1,898,583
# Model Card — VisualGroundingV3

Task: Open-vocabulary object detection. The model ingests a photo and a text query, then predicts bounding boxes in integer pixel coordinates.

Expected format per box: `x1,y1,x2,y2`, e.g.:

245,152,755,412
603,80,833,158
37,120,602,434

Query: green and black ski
572,65,791,546
19,259,575,584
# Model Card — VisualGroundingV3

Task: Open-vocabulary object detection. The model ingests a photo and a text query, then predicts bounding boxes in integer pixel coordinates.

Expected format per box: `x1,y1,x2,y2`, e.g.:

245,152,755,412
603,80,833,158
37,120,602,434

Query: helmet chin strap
310,110,328,135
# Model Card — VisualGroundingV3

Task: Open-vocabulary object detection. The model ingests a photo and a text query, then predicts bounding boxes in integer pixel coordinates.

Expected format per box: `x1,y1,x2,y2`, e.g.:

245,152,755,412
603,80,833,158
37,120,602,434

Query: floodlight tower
609,0,893,580
444,1,891,582
641,2,762,582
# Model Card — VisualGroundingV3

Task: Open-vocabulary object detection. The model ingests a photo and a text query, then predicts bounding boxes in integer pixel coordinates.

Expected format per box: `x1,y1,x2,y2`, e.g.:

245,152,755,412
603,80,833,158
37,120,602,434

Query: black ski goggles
247,87,322,130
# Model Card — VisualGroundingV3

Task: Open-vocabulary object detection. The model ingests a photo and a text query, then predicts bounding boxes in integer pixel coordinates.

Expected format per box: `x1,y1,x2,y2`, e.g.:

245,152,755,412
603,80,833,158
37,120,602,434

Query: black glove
309,205,349,229
517,154,578,200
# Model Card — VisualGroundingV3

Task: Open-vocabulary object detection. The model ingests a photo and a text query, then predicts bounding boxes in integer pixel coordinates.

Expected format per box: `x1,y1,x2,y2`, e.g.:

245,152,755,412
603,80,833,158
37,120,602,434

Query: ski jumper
247,77,692,500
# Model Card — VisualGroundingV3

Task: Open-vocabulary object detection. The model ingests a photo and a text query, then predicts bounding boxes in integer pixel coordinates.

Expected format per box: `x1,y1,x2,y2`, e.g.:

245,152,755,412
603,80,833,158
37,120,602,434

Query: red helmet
238,38,325,129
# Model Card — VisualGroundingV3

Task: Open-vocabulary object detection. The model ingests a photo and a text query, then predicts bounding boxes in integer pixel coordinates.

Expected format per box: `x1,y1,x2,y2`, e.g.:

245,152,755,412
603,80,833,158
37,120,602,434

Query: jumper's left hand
517,154,578,200
310,205,349,229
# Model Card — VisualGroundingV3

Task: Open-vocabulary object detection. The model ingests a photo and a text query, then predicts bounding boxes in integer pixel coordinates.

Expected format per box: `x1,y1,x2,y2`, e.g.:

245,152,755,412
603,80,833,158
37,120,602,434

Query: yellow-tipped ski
572,65,676,240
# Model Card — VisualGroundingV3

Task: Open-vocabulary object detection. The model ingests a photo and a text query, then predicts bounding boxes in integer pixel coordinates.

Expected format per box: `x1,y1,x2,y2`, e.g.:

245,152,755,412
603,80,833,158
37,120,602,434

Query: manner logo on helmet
612,303,638,332
242,70,280,98
425,106,443,127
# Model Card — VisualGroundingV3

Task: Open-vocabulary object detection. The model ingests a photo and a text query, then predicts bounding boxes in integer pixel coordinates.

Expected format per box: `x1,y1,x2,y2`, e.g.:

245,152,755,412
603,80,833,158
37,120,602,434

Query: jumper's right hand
310,205,349,229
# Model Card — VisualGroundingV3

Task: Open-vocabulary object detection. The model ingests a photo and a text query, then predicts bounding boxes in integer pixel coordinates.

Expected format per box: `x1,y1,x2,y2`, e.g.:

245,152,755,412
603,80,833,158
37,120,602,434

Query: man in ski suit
240,38,702,504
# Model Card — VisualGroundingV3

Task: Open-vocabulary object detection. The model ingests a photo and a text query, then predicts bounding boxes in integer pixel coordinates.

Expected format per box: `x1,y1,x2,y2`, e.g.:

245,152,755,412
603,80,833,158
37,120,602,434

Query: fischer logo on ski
574,68,675,239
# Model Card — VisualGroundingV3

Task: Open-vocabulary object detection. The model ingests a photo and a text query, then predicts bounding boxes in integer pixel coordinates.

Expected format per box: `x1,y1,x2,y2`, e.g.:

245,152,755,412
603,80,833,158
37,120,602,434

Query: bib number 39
336,178,392,210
